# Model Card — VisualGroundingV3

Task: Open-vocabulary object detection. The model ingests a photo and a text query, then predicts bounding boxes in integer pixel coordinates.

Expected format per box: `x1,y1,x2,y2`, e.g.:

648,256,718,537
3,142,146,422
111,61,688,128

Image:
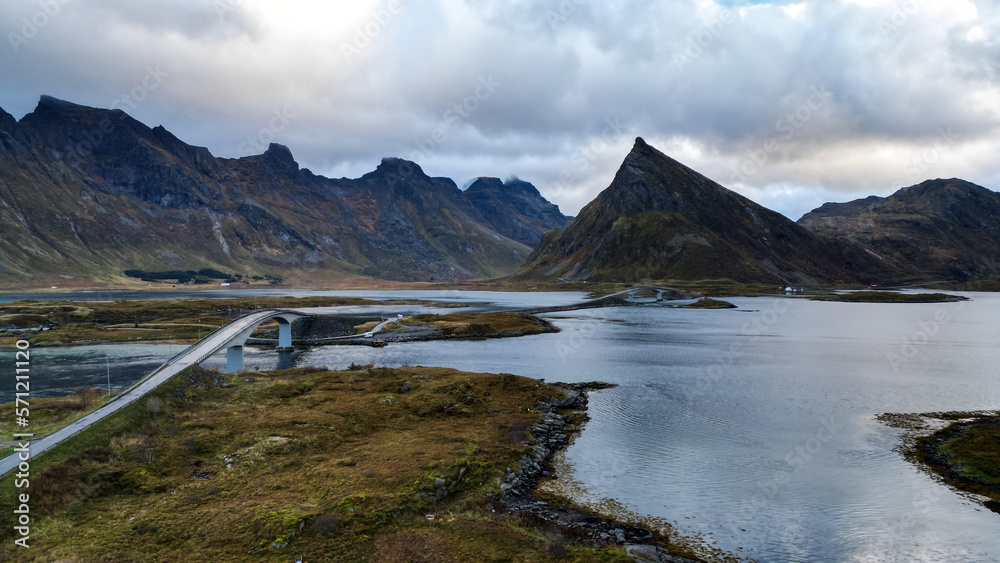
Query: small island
812,291,969,303
678,298,738,309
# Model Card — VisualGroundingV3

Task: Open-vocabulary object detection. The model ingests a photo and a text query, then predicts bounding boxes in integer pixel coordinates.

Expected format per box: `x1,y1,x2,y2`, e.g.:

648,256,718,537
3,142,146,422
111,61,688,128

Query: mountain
798,179,1000,282
462,176,570,247
0,96,568,285
515,137,877,284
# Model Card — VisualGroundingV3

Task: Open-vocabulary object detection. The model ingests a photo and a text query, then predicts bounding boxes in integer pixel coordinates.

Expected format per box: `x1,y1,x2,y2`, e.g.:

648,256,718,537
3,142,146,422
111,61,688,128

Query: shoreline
496,383,704,563
877,411,1000,515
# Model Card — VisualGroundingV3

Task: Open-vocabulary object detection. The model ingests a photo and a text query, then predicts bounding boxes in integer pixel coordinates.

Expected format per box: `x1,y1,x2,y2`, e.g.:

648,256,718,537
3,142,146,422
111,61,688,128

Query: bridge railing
111,309,277,402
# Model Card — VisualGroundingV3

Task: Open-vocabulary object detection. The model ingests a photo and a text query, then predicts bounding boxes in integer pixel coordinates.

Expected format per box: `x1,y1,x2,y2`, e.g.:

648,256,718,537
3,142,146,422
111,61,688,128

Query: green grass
0,390,114,451
939,422,1000,484
0,366,633,562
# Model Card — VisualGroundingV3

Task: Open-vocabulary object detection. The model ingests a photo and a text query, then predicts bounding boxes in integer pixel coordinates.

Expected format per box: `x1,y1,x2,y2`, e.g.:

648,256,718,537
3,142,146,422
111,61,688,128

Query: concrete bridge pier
655,290,664,302
277,318,293,348
227,345,244,373
222,311,308,373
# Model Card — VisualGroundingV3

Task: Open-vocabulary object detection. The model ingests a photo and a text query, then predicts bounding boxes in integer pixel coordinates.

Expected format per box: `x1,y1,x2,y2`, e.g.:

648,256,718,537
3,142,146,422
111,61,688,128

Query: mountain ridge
0,96,570,285
798,178,1000,282
3,96,997,288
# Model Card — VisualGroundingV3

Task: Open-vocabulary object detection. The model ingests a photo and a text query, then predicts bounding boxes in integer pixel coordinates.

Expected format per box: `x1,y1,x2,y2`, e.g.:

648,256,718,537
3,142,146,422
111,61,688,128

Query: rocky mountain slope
0,96,569,285
798,179,1000,282
515,137,880,284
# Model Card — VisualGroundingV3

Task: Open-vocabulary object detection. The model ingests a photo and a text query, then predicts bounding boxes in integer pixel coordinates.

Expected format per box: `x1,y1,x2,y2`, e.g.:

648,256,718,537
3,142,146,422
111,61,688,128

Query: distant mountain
0,96,568,285
462,177,570,247
799,179,1000,282
515,137,877,284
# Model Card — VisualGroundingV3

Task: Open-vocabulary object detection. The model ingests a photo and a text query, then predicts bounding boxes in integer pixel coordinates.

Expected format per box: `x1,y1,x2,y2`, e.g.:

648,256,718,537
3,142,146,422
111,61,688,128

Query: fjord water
293,293,1000,562
19,291,1000,561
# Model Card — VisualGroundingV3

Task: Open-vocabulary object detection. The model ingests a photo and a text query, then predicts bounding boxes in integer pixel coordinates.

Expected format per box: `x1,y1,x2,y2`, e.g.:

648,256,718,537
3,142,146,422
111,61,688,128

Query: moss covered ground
0,366,633,562
0,297,373,346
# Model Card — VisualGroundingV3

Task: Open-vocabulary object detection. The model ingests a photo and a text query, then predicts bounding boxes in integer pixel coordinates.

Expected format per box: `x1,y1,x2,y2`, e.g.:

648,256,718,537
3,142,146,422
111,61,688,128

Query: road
370,318,401,334
0,309,294,477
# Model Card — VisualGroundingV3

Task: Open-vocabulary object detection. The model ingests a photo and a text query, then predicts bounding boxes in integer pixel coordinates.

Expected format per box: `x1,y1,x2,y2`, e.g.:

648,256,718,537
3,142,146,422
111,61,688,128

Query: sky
2,0,998,220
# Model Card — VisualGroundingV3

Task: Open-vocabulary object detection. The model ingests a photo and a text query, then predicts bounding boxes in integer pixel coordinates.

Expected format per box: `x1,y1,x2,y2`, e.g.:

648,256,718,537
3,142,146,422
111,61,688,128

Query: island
811,291,969,303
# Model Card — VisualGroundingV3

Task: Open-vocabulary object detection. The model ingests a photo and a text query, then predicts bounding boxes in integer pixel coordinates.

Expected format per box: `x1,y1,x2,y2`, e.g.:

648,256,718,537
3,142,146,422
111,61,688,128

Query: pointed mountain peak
624,136,681,168
626,136,670,162
601,137,734,214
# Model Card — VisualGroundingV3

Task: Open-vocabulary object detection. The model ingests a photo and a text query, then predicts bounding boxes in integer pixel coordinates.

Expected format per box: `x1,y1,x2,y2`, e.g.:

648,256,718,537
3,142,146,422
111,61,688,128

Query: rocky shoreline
493,384,699,563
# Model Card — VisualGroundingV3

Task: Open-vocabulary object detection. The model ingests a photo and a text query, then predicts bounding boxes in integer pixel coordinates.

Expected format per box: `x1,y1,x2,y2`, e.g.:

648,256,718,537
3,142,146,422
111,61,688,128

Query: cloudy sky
2,0,998,219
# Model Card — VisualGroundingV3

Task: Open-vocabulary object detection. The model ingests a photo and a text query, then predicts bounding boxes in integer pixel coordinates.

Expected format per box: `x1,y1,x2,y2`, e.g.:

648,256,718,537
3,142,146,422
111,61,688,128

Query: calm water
8,290,1000,561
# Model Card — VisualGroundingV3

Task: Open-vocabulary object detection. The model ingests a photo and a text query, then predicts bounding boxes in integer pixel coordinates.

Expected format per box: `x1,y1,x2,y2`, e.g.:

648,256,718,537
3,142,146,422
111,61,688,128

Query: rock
399,383,412,393
625,544,699,563
626,544,661,562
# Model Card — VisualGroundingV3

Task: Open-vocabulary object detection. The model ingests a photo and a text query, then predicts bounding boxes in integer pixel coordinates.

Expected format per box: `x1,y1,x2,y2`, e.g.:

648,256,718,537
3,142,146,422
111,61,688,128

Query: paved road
0,309,297,477
370,318,401,334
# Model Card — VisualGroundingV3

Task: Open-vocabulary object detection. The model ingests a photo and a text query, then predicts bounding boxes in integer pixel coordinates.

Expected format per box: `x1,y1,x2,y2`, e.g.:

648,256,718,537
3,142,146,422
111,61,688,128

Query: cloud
1,0,998,220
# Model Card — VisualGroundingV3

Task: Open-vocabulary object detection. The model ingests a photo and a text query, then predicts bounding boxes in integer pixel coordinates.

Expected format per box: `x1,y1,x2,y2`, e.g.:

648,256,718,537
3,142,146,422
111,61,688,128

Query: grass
351,312,554,338
812,291,968,303
938,422,1000,485
0,296,374,346
400,312,554,337
0,390,116,457
679,298,738,309
0,365,633,562
0,388,110,439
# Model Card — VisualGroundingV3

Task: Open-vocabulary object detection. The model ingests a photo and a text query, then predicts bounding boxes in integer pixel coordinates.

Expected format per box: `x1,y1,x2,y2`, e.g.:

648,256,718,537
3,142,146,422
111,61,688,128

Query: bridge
221,310,309,372
0,308,335,476
0,307,421,475
601,286,685,302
